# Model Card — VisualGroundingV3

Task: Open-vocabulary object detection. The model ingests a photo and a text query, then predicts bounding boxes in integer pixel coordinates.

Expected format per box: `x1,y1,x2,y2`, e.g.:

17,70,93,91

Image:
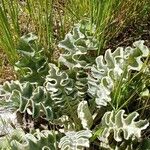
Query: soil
106,19,150,50
0,51,16,84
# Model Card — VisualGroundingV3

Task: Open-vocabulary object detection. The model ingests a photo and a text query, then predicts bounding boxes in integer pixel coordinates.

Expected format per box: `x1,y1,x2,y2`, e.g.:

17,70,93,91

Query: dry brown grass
0,50,16,84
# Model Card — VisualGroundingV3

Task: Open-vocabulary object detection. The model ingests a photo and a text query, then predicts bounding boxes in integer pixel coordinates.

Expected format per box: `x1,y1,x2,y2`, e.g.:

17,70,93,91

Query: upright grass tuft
64,0,150,55
26,0,53,59
0,0,150,63
0,0,20,64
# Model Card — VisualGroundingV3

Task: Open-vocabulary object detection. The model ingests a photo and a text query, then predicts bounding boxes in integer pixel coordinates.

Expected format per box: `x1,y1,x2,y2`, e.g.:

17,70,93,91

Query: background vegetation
0,0,150,63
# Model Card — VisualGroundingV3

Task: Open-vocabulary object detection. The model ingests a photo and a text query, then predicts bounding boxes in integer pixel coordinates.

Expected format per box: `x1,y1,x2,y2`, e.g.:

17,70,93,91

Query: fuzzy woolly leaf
15,33,49,85
77,101,93,129
45,64,79,118
59,130,92,150
0,129,56,150
99,110,149,145
75,70,88,99
88,40,150,107
59,20,98,69
0,81,53,120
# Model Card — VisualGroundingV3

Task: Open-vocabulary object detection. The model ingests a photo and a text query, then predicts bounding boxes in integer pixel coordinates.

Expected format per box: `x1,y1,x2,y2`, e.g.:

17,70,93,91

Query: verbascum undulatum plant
58,20,98,69
88,40,149,107
58,20,97,101
0,129,56,150
0,80,53,119
15,33,49,85
45,63,79,118
99,110,149,149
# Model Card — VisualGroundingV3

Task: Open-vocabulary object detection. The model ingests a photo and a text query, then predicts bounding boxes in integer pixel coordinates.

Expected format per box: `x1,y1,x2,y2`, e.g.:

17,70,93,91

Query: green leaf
58,20,98,69
138,139,150,150
77,101,93,129
59,130,92,150
15,33,49,85
88,40,150,107
99,109,149,148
